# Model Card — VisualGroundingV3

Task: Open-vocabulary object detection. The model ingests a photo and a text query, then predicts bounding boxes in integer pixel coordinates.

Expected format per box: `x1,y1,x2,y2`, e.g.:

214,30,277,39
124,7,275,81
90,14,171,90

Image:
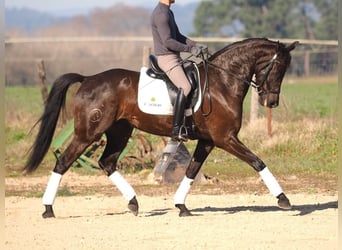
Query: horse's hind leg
42,138,90,218
98,120,138,216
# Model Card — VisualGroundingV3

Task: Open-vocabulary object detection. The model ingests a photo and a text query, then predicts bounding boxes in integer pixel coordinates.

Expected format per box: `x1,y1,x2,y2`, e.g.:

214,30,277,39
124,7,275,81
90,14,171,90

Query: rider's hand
191,43,209,58
196,43,208,50
190,46,202,57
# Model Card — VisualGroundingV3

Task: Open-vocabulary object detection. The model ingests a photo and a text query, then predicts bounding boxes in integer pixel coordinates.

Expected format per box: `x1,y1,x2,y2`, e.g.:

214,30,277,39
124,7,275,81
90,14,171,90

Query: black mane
209,38,281,61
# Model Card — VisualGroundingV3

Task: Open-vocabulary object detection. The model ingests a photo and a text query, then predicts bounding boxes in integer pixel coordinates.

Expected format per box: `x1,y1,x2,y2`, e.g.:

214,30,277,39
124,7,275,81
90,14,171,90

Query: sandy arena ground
5,172,338,249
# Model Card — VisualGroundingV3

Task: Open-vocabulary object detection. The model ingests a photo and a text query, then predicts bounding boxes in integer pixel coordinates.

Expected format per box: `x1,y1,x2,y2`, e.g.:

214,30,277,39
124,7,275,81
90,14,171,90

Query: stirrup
172,125,188,142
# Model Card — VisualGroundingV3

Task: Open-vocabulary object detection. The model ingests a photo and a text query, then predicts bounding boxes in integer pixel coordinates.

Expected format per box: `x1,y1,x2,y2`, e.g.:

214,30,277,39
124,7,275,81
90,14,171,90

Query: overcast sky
5,0,203,14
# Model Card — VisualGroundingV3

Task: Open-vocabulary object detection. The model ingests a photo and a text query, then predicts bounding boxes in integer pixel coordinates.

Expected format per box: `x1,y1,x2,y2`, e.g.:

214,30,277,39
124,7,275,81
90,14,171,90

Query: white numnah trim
42,172,62,205
174,176,194,205
259,167,283,197
109,171,136,201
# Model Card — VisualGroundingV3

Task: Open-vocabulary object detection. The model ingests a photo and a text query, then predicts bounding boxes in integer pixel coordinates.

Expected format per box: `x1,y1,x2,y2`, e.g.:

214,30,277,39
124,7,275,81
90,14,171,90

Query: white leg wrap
259,167,283,197
109,171,136,201
164,140,179,154
174,176,194,205
42,172,62,205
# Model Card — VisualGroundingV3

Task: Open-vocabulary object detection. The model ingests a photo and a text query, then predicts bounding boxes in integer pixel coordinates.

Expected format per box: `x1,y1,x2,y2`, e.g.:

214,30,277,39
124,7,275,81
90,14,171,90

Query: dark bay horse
25,38,298,218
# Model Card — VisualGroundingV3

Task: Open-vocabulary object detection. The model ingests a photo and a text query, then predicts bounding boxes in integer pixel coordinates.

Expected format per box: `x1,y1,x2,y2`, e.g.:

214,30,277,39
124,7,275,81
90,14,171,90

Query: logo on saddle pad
138,65,202,116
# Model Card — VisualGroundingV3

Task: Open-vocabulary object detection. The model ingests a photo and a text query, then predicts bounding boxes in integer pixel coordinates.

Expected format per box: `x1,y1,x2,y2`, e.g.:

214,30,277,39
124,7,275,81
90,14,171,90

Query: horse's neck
225,44,273,75
222,50,255,81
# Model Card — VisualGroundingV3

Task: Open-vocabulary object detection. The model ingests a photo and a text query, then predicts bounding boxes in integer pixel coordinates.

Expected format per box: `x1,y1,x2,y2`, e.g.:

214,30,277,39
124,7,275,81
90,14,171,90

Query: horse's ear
286,41,299,51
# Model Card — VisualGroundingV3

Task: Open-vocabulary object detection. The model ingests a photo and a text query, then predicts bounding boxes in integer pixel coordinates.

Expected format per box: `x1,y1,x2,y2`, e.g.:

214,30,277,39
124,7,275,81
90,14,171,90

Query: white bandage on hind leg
42,172,62,205
109,171,136,201
174,176,194,205
259,167,283,197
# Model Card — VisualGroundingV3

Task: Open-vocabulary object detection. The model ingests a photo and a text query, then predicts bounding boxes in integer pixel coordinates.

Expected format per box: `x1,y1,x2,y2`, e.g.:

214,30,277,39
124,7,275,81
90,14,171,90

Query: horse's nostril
269,101,278,108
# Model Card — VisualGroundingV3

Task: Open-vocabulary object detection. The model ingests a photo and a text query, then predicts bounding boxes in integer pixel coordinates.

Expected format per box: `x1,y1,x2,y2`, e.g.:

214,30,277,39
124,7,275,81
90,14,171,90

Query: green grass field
5,78,338,180
243,80,338,120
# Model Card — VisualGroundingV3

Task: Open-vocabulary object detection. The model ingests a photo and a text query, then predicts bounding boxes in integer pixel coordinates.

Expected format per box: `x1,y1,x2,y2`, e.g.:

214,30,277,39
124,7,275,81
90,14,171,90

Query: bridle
254,53,279,95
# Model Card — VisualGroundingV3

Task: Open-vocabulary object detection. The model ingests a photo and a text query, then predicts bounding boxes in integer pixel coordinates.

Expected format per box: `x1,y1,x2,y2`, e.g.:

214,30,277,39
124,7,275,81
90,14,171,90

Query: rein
198,52,212,116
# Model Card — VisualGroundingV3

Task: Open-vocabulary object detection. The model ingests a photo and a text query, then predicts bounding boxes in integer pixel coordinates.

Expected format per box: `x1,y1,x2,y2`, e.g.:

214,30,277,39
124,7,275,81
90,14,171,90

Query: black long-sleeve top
151,2,196,56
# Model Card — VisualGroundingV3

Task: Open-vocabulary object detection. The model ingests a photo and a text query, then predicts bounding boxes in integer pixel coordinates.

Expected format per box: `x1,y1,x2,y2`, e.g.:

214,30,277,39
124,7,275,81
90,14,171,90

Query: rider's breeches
157,54,191,96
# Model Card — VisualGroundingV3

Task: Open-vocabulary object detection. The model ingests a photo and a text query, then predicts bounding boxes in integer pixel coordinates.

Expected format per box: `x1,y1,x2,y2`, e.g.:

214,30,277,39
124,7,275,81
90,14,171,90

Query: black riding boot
171,88,188,142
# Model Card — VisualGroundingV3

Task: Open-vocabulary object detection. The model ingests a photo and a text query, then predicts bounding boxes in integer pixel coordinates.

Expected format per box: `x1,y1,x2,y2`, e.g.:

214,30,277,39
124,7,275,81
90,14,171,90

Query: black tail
24,73,85,173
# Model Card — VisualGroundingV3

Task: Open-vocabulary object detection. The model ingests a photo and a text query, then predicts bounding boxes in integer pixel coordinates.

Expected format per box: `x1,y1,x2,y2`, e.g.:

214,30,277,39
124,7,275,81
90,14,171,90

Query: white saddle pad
138,67,201,116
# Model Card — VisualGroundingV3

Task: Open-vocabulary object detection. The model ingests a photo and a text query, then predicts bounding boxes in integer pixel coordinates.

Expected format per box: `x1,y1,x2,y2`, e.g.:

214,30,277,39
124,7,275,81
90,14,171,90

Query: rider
151,0,207,141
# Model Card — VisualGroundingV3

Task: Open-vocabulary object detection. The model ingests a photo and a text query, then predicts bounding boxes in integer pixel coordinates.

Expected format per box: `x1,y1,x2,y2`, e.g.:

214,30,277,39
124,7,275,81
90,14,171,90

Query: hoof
277,193,292,210
128,196,139,216
42,205,55,218
175,204,193,217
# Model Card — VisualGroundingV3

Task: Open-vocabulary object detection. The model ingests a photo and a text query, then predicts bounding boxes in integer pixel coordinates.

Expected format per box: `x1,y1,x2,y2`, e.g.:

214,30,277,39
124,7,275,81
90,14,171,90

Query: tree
193,0,337,77
192,0,337,40
311,0,338,40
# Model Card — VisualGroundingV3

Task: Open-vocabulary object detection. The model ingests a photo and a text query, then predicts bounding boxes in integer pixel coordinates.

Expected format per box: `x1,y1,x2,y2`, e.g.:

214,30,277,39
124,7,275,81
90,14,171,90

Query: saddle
147,55,200,108
137,55,202,118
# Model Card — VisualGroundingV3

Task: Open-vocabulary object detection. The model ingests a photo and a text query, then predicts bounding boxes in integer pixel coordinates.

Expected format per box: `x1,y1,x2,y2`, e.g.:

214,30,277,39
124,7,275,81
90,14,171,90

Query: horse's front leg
174,139,214,217
222,134,291,209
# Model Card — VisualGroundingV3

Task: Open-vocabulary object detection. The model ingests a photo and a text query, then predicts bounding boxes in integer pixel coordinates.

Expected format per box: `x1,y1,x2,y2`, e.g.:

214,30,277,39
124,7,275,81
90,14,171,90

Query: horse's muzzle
260,93,279,108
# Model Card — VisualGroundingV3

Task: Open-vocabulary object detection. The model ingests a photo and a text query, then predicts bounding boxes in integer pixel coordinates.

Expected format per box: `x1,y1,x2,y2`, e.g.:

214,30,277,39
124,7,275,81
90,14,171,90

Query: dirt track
5,185,338,249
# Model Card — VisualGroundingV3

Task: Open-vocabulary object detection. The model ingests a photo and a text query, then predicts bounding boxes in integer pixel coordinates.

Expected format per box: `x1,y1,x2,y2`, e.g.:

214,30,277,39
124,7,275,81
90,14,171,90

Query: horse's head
254,41,298,108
